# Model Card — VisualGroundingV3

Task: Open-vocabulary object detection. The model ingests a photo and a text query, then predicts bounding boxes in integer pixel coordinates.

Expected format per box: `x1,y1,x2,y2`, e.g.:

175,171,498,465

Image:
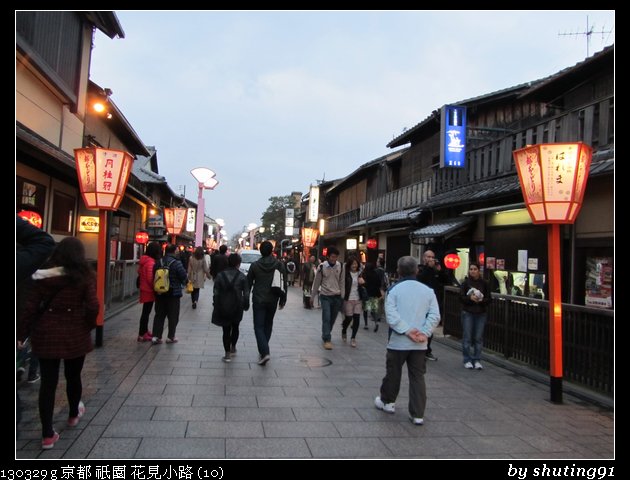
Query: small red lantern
18,209,43,228
322,247,328,257
443,253,461,270
478,252,485,266
135,231,149,245
366,238,378,249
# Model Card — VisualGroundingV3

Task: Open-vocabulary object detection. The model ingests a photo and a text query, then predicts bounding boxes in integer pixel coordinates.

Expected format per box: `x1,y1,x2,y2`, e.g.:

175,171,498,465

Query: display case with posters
585,257,613,309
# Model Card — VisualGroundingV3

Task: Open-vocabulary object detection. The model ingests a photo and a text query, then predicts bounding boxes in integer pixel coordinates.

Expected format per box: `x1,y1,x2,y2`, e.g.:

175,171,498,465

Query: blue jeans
253,303,277,357
320,294,343,342
461,311,486,363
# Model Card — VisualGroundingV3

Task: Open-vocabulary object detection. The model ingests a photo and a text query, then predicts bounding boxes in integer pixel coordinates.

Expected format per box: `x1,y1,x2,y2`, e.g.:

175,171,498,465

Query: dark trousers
191,288,200,303
426,335,433,355
153,296,181,340
253,303,277,356
342,314,360,339
379,349,427,418
138,301,154,336
320,294,342,342
222,323,240,352
39,356,85,437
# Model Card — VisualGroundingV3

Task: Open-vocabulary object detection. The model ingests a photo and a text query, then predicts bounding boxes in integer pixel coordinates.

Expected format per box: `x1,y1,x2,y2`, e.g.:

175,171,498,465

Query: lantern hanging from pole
74,147,134,210
18,209,43,228
478,252,485,266
302,227,319,248
135,231,149,245
366,238,378,249
443,253,461,270
513,142,592,224
164,208,187,235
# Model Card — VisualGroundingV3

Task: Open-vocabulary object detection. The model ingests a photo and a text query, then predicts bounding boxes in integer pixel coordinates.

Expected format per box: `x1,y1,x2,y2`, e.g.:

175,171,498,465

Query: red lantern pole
548,223,563,403
95,209,108,346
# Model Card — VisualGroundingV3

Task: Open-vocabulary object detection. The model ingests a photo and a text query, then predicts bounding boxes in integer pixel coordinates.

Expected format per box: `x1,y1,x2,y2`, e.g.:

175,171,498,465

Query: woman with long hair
18,237,99,450
188,246,210,309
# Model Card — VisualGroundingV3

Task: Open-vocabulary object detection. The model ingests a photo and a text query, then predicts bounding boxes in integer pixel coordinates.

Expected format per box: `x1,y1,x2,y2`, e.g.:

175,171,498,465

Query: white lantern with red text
513,142,592,224
74,147,133,210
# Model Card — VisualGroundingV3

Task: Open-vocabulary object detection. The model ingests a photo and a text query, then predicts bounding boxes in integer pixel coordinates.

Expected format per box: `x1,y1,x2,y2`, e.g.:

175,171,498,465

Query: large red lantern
135,231,149,245
513,142,593,404
18,209,43,228
366,238,378,249
301,227,319,248
74,147,134,210
443,253,461,270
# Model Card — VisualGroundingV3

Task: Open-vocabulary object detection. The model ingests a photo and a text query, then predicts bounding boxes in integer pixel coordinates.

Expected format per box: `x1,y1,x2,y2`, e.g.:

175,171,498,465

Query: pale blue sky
90,10,614,238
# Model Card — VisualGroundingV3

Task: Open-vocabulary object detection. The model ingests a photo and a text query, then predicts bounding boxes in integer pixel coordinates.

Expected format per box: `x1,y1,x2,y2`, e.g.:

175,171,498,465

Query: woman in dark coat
17,237,99,450
212,253,249,362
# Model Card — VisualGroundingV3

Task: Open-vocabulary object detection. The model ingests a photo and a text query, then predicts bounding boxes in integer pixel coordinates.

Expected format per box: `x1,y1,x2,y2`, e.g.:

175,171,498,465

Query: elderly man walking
374,256,440,425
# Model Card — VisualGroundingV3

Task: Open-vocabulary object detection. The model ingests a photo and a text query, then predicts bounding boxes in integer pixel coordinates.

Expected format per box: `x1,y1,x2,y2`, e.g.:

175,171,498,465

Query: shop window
16,176,46,216
50,191,75,234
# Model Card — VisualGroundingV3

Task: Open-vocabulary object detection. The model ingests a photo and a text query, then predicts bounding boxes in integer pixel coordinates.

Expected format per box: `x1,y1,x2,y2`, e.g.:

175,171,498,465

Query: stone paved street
16,284,614,459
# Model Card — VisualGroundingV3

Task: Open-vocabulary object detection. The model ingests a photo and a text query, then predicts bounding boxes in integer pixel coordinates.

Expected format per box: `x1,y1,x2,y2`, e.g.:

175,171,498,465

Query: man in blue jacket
374,256,440,425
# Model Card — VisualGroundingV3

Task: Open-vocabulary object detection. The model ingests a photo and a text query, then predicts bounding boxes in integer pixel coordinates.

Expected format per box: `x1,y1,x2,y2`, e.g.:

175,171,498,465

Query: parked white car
239,249,262,275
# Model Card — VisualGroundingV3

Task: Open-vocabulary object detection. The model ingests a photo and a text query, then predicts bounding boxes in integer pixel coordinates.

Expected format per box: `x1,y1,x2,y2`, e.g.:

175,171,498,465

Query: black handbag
358,285,369,302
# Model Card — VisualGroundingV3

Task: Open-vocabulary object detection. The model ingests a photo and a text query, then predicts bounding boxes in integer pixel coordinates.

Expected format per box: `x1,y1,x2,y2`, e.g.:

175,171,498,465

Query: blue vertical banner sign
440,105,467,168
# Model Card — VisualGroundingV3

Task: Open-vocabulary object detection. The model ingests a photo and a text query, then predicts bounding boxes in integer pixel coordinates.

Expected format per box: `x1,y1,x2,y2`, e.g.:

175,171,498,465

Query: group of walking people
17,216,491,448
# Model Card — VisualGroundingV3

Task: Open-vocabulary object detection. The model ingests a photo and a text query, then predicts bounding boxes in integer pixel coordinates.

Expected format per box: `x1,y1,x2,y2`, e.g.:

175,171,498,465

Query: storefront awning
410,216,474,240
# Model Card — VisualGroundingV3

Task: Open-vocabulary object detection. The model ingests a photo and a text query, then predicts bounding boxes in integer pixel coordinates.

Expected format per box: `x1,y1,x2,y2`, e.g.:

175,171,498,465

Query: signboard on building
440,105,467,168
186,208,196,232
79,216,99,233
148,214,164,228
308,186,320,223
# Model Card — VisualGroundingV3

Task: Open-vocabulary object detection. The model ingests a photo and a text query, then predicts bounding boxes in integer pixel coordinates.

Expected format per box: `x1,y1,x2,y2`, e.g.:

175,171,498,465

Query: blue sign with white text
440,105,467,168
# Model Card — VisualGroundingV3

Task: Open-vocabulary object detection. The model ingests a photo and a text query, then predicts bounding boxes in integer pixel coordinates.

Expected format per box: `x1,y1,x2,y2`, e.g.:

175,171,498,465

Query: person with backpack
247,241,286,366
151,244,188,345
136,242,161,342
211,253,249,362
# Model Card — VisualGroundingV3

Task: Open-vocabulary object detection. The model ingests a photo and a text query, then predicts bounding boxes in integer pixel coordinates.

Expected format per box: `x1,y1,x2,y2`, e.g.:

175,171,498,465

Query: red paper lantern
135,231,149,244
322,247,328,257
18,209,43,228
366,238,378,249
443,253,461,270
478,252,485,266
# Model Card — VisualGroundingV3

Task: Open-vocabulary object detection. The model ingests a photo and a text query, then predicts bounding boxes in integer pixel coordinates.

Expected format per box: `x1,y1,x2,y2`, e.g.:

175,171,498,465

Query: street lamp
74,147,133,347
190,167,218,247
513,142,592,404
248,223,257,250
215,218,225,247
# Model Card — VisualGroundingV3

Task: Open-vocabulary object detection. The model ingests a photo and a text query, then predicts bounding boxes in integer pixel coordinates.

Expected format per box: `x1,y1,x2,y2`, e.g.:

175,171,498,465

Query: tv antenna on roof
559,15,614,57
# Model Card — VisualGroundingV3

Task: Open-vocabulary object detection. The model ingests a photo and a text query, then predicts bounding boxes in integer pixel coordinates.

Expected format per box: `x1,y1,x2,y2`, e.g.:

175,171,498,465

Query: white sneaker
474,361,483,370
409,416,424,425
257,354,270,366
374,396,395,413
464,361,474,369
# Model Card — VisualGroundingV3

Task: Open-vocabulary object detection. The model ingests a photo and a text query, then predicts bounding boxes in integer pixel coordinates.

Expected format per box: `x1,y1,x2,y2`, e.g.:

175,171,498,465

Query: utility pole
559,15,614,57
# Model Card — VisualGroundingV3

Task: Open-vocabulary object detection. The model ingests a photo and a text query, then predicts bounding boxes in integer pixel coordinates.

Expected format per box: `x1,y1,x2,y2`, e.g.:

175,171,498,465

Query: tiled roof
423,157,613,210
411,216,474,239
348,207,422,229
132,156,166,183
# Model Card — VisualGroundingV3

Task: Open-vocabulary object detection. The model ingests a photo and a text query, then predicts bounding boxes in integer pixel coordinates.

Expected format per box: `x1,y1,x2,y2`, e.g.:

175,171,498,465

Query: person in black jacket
151,244,188,345
416,250,449,361
247,241,286,366
459,262,491,370
210,244,229,279
212,253,249,362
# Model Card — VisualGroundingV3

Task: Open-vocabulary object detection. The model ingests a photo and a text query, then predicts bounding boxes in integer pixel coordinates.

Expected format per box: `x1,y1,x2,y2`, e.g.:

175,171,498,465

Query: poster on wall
486,257,496,270
585,257,613,309
496,258,505,270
